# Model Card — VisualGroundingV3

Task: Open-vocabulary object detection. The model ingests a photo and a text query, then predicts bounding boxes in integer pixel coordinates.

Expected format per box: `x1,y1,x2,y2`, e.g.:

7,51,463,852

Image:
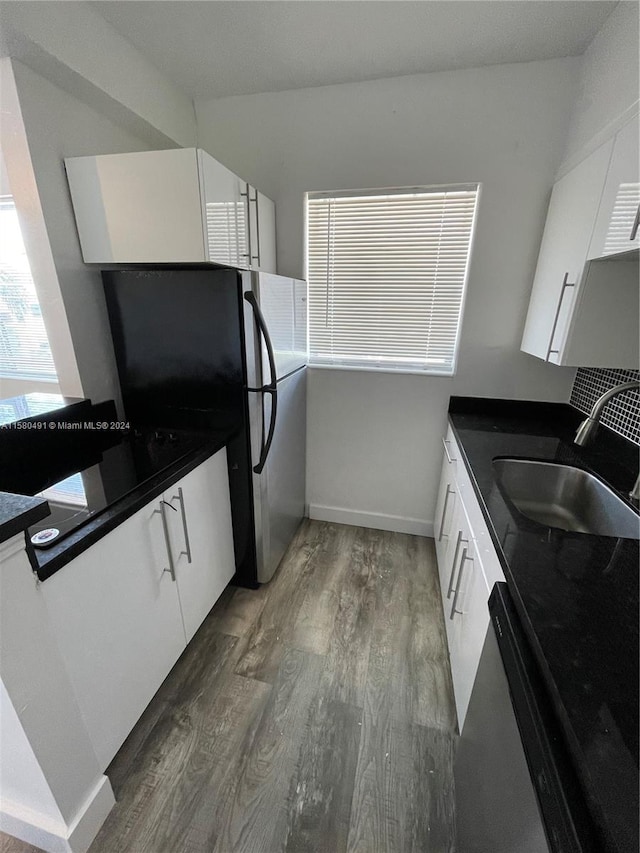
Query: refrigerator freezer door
253,272,308,381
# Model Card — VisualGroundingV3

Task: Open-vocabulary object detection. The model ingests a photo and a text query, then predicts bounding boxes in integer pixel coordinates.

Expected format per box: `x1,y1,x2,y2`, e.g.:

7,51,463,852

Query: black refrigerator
103,267,308,587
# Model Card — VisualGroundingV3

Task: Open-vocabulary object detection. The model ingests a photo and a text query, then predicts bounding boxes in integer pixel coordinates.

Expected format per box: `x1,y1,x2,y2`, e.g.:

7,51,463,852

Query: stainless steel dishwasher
454,584,599,853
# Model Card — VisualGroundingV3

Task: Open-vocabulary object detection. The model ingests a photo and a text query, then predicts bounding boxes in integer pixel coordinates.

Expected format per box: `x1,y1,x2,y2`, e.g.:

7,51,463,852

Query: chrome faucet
574,379,640,500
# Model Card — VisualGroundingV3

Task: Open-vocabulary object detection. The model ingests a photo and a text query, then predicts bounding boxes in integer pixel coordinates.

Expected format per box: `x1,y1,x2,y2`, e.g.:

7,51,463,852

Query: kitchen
0,2,638,852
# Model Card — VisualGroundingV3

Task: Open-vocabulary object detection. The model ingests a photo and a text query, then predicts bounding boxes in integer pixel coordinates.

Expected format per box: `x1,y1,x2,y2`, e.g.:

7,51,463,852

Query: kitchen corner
447,395,639,853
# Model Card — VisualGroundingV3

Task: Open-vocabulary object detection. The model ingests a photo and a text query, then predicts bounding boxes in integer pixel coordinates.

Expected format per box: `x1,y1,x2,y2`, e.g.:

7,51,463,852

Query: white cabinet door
41,500,187,769
588,118,640,259
560,255,639,367
65,149,206,263
440,499,467,655
164,449,236,642
247,185,277,273
520,140,613,362
434,448,457,576
433,426,505,731
198,150,247,267
449,530,491,729
256,191,277,273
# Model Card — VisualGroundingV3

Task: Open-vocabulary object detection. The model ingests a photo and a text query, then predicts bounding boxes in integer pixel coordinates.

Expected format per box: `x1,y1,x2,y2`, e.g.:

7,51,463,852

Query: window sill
307,364,455,378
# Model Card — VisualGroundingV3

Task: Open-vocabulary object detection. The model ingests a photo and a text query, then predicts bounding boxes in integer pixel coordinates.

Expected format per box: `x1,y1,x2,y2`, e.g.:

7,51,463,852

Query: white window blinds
0,196,58,383
307,185,479,374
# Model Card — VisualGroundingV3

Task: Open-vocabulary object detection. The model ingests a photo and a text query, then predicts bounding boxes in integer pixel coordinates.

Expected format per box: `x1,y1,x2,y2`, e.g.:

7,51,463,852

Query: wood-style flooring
1,520,457,853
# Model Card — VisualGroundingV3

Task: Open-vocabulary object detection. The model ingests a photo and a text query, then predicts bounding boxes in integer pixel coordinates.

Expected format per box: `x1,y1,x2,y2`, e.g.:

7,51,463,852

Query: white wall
9,61,154,407
561,1,639,169
0,1,196,149
1,59,76,399
196,58,579,530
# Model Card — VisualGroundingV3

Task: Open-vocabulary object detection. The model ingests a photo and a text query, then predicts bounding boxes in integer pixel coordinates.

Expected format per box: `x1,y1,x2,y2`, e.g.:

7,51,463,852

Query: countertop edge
31,432,234,582
0,492,51,546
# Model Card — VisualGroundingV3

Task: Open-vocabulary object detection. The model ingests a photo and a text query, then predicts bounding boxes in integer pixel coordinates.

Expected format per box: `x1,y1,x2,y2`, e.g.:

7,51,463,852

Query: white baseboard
0,775,115,853
308,504,434,537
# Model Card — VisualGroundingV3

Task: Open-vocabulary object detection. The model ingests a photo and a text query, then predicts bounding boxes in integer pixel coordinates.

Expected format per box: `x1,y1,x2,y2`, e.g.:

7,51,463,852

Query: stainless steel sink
492,459,640,539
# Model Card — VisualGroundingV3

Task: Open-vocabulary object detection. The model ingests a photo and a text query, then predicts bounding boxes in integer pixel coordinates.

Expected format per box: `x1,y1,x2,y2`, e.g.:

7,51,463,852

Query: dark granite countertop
448,397,639,853
29,425,237,582
0,492,50,545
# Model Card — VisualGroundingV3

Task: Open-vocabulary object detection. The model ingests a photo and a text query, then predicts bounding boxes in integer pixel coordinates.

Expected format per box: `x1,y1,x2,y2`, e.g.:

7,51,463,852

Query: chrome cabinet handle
446,530,467,598
450,549,472,620
250,189,261,265
631,203,640,242
171,487,192,564
442,437,456,464
154,502,176,582
240,183,253,264
546,272,575,361
438,484,455,541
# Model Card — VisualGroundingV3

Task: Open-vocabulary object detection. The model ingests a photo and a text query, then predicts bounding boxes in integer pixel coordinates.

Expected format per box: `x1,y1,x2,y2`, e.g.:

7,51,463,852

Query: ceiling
92,1,617,101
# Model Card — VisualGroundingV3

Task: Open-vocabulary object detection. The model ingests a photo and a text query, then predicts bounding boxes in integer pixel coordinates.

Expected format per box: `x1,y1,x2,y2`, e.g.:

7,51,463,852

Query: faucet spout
574,380,640,447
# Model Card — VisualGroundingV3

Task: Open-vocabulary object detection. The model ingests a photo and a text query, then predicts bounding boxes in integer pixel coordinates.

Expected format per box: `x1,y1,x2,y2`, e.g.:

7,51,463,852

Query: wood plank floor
1,520,457,853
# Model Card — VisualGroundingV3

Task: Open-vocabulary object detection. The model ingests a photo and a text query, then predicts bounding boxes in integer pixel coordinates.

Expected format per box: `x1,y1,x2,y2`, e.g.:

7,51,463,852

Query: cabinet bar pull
450,549,472,620
240,184,253,264
546,272,575,361
631,203,640,242
438,484,455,541
154,503,176,582
442,437,456,464
250,189,261,265
447,531,467,598
172,487,192,564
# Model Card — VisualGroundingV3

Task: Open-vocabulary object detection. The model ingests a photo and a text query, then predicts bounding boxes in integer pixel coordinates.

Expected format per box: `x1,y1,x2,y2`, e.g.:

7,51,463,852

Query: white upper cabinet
65,148,276,271
198,150,248,268
244,183,277,272
588,119,640,259
521,114,639,367
520,140,613,362
65,149,206,263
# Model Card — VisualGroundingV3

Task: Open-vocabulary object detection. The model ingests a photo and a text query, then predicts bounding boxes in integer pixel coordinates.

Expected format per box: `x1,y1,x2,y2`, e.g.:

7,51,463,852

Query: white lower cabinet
41,449,234,769
41,500,186,769
434,427,505,729
164,450,235,642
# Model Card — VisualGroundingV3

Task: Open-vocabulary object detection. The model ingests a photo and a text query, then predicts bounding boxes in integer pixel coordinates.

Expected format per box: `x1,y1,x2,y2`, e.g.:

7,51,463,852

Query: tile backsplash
570,368,640,445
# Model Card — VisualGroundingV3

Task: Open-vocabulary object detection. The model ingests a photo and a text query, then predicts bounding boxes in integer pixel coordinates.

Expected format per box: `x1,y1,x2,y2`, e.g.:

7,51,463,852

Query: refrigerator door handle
254,387,278,475
244,291,279,474
244,291,277,390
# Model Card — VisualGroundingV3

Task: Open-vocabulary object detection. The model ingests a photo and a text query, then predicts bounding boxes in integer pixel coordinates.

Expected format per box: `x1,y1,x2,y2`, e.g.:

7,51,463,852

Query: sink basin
492,459,640,539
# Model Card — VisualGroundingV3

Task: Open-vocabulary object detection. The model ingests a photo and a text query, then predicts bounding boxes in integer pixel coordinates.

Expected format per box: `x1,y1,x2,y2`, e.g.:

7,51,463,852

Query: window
0,195,58,383
306,184,479,375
